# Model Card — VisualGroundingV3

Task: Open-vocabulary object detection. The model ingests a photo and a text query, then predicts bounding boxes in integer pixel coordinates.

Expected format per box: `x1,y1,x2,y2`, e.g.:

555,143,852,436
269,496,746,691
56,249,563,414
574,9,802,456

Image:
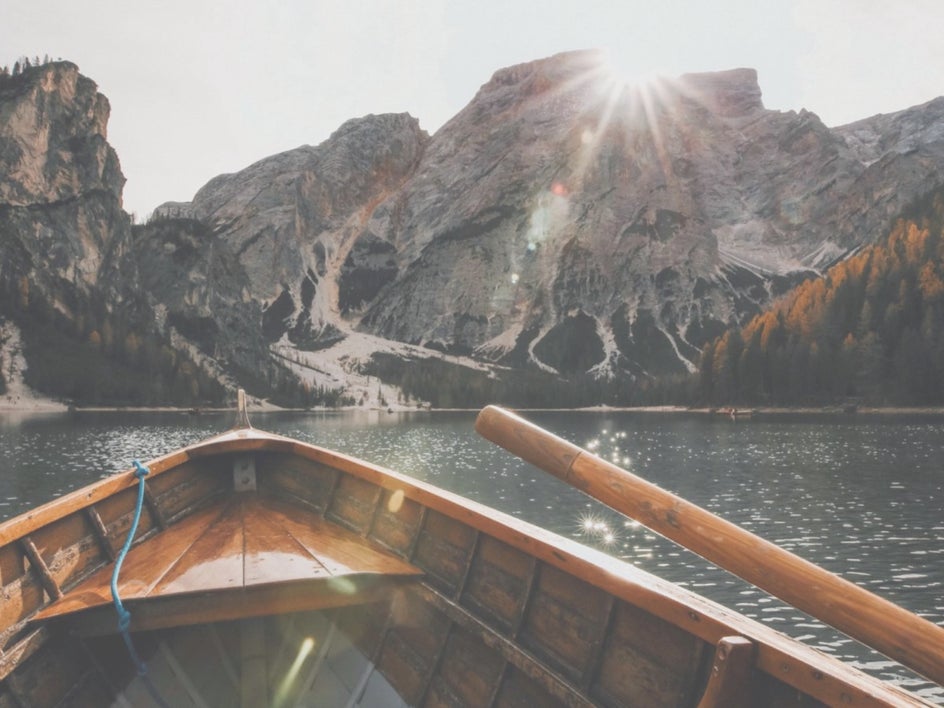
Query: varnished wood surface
697,636,757,708
34,495,422,623
475,404,944,692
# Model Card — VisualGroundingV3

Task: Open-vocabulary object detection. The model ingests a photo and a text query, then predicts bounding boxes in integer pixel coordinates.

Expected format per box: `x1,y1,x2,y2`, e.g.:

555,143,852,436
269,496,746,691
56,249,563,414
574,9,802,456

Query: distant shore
3,397,944,420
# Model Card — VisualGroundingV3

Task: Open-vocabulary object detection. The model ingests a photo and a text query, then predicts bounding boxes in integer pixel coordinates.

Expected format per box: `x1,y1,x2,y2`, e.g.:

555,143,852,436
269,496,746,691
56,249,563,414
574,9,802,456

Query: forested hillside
697,189,944,405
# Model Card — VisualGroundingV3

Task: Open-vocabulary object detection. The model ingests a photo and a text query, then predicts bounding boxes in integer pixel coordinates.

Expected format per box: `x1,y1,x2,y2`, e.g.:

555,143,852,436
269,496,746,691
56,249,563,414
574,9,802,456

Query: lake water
1,409,942,703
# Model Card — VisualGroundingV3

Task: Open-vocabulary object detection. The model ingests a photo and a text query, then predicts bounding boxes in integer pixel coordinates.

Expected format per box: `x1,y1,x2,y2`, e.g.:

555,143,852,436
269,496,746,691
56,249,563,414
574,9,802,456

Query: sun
600,48,665,93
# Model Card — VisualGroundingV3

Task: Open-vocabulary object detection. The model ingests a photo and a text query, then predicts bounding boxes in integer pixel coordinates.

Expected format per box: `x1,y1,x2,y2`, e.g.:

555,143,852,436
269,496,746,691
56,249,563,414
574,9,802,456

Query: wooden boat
1,400,942,707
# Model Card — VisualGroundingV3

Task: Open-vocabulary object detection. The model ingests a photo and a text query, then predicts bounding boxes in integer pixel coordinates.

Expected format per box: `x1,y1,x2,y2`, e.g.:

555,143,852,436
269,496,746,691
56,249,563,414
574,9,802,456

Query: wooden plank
518,564,610,684
406,505,429,560
256,454,339,513
413,510,477,594
0,549,43,643
416,584,595,708
592,600,708,707
244,497,422,581
697,636,757,708
326,474,383,534
581,594,614,692
376,588,452,705
148,460,229,522
416,623,452,707
159,640,213,708
487,662,509,708
455,531,481,600
463,536,534,634
143,483,168,530
3,674,28,708
151,499,245,596
30,513,107,595
0,543,26,588
3,635,89,707
369,491,424,556
242,500,331,585
511,557,539,639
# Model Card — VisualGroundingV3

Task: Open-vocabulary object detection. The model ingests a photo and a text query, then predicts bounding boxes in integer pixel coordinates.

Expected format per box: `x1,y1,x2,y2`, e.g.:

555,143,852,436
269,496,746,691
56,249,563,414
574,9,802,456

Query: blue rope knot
133,460,149,480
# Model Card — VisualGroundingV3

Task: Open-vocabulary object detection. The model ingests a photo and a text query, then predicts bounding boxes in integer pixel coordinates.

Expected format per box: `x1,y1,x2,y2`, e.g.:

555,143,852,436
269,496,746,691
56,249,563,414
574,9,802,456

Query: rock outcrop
156,113,429,343
0,61,128,307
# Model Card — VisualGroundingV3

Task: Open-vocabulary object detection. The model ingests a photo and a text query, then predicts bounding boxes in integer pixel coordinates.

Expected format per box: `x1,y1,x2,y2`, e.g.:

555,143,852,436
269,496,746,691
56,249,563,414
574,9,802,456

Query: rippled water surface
1,409,942,702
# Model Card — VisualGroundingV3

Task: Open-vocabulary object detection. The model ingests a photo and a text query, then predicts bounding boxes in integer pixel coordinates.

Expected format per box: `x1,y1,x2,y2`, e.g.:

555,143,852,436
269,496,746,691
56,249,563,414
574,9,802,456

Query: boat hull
0,427,930,706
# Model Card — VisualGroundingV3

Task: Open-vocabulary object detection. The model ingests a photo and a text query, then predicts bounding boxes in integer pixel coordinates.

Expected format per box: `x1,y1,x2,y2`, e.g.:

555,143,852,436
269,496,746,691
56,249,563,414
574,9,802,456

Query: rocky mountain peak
0,60,122,206
678,67,763,118
479,49,606,94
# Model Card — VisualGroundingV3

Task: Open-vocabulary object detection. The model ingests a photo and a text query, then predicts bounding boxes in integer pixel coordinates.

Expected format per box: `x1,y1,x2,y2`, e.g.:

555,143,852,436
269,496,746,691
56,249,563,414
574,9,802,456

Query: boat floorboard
33,494,423,627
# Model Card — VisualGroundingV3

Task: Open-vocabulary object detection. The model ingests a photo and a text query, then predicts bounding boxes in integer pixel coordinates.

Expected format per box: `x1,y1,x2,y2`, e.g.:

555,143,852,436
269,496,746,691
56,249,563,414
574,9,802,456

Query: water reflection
1,409,942,702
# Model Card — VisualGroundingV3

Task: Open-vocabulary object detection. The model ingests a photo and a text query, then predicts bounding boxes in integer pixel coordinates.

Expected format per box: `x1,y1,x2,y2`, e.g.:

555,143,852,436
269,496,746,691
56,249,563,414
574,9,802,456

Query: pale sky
4,0,943,218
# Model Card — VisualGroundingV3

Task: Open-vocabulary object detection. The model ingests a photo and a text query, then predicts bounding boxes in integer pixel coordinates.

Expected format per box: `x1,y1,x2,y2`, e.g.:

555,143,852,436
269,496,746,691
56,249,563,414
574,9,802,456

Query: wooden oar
475,405,944,687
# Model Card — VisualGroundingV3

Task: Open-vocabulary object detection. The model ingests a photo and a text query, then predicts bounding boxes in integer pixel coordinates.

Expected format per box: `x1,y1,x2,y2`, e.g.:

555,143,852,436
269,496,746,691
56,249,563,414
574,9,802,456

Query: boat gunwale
0,427,931,706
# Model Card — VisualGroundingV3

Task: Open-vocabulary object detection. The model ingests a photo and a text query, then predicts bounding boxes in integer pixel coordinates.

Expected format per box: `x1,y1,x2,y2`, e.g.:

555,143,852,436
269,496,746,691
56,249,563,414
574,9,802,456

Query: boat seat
697,635,756,708
32,495,423,634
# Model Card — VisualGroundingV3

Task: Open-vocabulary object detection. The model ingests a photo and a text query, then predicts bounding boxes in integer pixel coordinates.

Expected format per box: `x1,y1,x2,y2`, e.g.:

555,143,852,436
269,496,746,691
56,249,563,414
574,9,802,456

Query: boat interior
0,426,931,707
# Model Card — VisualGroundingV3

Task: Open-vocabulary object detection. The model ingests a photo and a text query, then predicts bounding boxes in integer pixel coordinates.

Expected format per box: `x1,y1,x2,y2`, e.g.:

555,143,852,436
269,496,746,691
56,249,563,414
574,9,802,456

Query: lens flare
387,488,405,513
274,637,316,707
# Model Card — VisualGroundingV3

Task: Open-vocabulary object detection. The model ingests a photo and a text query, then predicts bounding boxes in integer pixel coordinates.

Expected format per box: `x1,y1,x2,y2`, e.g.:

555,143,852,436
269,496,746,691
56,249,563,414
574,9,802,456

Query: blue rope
110,460,170,708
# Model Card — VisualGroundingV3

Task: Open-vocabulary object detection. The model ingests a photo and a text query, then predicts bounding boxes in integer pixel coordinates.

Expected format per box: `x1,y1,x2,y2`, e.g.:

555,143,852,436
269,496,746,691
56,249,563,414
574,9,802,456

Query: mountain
0,62,251,405
3,52,944,407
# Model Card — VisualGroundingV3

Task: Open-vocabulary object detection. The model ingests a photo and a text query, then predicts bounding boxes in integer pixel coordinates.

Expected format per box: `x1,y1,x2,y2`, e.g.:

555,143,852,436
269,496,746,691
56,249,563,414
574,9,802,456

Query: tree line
0,271,227,406
0,55,65,79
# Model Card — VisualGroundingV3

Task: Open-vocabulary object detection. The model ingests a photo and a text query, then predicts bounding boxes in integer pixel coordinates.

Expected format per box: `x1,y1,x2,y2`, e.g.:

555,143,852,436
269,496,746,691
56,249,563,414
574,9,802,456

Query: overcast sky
4,0,943,218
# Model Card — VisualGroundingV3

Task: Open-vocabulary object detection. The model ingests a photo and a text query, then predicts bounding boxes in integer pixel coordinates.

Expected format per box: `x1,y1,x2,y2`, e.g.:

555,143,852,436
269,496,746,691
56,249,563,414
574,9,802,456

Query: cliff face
0,63,254,404
4,53,944,405
0,61,128,309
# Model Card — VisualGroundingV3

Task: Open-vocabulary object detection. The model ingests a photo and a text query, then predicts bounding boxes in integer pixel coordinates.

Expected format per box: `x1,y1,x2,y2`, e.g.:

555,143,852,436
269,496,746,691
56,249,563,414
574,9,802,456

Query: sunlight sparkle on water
577,512,619,547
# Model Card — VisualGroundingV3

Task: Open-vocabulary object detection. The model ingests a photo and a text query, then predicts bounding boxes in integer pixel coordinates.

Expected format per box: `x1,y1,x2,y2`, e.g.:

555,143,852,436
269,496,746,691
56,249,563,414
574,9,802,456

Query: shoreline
2,402,944,419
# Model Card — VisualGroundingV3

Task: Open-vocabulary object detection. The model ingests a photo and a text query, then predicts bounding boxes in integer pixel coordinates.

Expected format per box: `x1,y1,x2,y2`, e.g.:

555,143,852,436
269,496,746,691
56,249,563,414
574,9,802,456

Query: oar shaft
475,405,944,687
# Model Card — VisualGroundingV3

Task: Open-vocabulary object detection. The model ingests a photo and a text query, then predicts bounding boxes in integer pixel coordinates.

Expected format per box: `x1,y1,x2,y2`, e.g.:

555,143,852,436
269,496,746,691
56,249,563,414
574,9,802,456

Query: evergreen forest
696,189,944,406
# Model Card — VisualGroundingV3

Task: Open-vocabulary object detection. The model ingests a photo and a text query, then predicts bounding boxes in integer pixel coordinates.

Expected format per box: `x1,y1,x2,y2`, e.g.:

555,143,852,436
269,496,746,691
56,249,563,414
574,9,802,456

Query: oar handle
475,405,944,687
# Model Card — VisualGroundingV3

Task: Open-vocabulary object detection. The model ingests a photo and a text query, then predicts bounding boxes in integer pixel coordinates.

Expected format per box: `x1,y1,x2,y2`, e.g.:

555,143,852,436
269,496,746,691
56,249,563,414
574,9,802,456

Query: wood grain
34,495,422,625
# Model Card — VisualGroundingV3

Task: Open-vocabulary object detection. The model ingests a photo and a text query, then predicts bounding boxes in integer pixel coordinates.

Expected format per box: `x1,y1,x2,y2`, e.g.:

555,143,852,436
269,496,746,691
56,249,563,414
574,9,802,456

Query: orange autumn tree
697,189,944,405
